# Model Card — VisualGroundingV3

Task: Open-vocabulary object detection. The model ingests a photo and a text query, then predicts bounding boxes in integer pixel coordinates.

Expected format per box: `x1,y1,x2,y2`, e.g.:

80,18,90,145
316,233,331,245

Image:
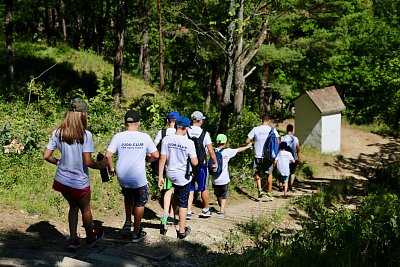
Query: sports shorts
173,182,190,208
213,183,229,199
53,180,90,199
121,184,149,207
190,163,209,192
254,158,274,175
289,161,299,175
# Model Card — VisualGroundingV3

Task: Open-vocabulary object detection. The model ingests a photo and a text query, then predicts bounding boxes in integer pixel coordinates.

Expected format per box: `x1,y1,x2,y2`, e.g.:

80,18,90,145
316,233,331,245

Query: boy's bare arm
146,151,160,162
237,142,252,153
158,155,167,190
105,151,115,175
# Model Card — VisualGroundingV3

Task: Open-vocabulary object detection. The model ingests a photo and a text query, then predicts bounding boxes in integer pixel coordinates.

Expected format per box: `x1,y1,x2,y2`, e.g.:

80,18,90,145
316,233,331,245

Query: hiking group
43,98,300,251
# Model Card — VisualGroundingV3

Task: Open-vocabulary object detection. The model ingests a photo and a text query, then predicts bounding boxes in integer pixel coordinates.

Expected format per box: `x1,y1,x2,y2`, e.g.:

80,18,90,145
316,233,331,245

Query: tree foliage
2,0,400,131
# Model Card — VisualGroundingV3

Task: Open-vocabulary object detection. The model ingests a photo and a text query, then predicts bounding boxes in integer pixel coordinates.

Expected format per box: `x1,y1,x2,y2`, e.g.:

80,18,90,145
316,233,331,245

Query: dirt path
0,123,398,266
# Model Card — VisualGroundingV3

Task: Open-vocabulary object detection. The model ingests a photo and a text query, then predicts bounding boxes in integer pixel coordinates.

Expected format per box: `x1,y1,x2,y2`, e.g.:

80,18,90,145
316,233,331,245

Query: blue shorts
121,184,149,207
275,173,289,183
173,183,190,208
190,163,209,192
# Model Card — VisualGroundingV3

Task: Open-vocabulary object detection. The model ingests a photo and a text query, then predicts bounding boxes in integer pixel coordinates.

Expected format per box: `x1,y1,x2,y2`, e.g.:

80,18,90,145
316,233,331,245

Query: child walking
43,98,107,252
106,110,159,242
154,111,180,227
158,116,198,239
212,134,252,217
274,142,295,197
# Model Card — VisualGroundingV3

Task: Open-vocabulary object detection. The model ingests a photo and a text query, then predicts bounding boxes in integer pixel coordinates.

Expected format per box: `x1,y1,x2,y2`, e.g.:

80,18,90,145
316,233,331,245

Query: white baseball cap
191,111,206,121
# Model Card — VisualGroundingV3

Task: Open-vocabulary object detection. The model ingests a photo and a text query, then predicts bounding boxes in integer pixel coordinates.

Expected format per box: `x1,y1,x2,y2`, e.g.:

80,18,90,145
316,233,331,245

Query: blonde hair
56,110,88,145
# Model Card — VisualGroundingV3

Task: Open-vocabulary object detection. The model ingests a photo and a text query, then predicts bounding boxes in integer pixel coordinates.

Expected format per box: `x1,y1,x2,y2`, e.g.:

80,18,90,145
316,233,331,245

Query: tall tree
113,0,126,106
232,1,269,122
157,0,165,91
218,0,236,133
139,0,151,83
5,0,14,92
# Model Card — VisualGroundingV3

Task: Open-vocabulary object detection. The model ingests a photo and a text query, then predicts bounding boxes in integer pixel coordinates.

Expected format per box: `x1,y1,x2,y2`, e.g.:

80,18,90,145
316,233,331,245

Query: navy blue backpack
208,148,225,178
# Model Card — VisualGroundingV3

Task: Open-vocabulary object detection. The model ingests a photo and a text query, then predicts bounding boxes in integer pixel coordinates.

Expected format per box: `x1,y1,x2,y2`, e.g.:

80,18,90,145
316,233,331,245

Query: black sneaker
67,238,80,252
176,226,191,239
167,217,178,225
132,230,147,243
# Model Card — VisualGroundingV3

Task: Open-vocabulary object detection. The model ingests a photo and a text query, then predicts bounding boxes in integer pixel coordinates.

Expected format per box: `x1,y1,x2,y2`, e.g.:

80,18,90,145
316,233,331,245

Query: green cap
216,134,227,144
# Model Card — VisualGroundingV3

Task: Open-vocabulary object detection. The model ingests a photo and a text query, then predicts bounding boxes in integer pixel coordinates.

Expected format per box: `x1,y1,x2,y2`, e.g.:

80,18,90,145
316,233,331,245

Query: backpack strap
161,128,167,139
199,129,206,143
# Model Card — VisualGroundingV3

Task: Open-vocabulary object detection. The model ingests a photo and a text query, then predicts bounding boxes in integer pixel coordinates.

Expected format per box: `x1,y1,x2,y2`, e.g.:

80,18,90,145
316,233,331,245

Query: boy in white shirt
187,111,218,218
154,111,179,226
280,124,301,191
274,142,295,197
158,116,198,239
212,134,252,217
106,110,159,242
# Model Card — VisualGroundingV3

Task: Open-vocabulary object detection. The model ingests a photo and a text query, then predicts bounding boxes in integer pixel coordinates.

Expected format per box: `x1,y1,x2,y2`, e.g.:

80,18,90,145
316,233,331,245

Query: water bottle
97,152,109,182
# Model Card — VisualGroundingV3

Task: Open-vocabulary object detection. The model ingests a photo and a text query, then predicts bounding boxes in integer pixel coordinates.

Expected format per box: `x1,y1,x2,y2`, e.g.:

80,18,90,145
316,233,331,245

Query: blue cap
176,116,191,128
167,111,180,119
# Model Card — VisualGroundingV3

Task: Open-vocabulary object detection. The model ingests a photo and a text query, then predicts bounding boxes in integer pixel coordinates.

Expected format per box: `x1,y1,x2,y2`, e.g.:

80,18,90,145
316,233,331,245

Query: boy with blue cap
154,111,180,226
158,116,198,239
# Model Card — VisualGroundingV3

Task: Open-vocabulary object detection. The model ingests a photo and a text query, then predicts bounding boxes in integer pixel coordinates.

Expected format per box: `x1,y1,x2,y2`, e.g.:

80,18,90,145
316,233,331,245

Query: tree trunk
218,0,236,133
233,64,245,121
233,3,269,120
215,70,223,110
60,0,67,42
113,0,126,107
5,0,14,92
95,0,111,53
260,63,270,115
139,0,151,83
205,65,212,110
393,104,400,136
157,0,165,91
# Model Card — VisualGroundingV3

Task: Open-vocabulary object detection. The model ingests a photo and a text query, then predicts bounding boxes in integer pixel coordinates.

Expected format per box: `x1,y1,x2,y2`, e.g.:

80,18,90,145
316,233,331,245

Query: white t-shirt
46,130,94,189
247,125,279,158
281,134,299,160
154,128,176,144
275,150,294,176
161,135,197,186
187,125,212,149
212,148,238,185
107,131,157,189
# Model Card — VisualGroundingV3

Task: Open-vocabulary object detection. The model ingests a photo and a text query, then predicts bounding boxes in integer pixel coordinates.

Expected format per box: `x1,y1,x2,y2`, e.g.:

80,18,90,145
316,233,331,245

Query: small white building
294,86,346,154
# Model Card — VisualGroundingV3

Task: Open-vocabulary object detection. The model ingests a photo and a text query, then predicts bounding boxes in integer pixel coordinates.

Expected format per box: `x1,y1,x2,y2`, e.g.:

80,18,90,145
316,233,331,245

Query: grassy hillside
1,42,156,104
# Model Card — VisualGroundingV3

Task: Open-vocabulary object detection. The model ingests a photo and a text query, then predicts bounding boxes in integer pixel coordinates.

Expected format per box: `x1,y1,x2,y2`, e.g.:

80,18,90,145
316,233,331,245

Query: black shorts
289,161,299,175
254,158,274,174
173,183,190,208
213,183,229,199
121,184,149,207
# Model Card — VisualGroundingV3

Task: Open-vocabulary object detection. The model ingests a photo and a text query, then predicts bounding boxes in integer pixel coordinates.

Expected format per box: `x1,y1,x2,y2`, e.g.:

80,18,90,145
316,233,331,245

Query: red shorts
52,180,90,198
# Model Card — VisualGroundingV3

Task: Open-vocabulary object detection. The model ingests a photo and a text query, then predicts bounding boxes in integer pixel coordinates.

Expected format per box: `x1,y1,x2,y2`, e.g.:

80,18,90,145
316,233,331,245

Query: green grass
10,42,156,104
